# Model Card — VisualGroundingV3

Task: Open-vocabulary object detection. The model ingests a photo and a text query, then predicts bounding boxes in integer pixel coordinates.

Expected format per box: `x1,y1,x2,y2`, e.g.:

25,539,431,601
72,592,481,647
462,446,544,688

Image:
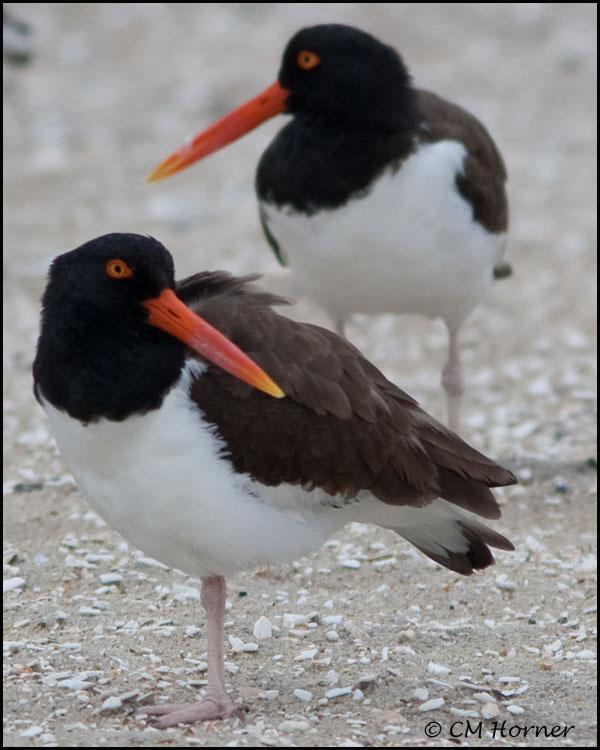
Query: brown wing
417,89,509,238
177,273,516,518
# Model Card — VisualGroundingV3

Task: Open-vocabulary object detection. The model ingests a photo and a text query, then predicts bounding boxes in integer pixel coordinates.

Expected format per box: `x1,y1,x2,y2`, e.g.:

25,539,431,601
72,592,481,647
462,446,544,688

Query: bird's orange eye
106,259,133,279
297,50,320,70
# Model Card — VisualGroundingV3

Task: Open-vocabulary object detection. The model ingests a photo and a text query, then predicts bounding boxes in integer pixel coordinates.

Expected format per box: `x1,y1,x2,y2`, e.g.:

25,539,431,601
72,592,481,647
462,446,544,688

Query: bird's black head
34,233,284,423
43,233,176,320
33,233,184,423
147,24,419,182
278,24,418,130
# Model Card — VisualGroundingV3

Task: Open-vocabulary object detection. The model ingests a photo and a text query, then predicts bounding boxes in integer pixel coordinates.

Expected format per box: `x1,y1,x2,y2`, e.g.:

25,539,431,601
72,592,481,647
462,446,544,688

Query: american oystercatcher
148,23,511,433
34,233,515,727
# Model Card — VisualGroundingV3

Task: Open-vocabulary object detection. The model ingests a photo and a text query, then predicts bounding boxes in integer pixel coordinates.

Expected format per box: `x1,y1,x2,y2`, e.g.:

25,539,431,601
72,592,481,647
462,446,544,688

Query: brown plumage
417,90,509,238
181,271,516,557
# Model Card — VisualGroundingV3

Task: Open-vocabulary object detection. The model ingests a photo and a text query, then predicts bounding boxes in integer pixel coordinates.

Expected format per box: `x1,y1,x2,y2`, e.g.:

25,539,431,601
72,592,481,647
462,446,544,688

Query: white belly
41,365,343,579
261,140,506,331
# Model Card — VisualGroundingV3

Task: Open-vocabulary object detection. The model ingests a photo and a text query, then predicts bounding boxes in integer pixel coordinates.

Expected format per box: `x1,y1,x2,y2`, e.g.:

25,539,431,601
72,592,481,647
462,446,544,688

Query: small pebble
98,573,122,585
137,556,169,569
578,556,597,574
524,535,546,553
418,698,445,712
382,725,406,734
481,702,499,719
428,662,451,676
3,577,25,593
507,704,525,715
325,687,352,699
78,606,102,616
172,584,200,600
473,692,495,703
512,421,539,440
293,688,312,701
19,726,44,738
101,696,122,711
576,650,596,660
58,679,93,690
495,574,517,591
41,672,71,685
253,615,273,640
413,688,429,701
283,613,314,628
450,707,480,718
357,673,377,684
228,636,258,652
185,625,202,637
295,648,318,660
278,720,310,732
326,669,340,685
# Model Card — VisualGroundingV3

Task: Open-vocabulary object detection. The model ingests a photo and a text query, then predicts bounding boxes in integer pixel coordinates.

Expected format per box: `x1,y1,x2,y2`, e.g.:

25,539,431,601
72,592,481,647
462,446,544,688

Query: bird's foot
138,695,235,727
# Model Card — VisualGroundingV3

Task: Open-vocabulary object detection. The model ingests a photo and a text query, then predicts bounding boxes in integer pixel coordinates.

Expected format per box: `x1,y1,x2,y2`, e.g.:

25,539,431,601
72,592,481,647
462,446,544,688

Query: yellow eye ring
106,259,133,279
297,50,320,70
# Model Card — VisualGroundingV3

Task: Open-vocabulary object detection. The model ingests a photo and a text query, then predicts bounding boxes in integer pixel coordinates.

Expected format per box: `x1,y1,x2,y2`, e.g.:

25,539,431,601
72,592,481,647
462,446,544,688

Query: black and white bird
34,233,515,727
149,23,511,433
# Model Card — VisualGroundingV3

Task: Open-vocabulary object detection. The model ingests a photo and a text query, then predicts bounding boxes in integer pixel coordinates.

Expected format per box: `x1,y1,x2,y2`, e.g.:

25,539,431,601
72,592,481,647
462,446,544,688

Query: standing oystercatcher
34,233,515,727
148,23,511,433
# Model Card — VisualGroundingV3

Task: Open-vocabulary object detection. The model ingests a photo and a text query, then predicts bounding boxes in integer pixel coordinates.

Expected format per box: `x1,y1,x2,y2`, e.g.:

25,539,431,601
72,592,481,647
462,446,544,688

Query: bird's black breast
256,119,416,215
33,323,185,424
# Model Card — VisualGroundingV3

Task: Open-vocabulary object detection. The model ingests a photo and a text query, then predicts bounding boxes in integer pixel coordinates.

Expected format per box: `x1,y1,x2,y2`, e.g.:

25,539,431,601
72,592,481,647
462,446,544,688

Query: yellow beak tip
146,169,163,184
263,381,285,399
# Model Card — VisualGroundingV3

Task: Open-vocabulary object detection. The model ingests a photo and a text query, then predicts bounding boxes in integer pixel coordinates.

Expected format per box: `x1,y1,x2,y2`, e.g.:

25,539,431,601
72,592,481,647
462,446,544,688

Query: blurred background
4,2,596,453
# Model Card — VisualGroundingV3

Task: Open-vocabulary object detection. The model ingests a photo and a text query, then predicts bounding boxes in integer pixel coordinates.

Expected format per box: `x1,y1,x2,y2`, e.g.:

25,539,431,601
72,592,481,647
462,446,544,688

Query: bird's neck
256,116,418,212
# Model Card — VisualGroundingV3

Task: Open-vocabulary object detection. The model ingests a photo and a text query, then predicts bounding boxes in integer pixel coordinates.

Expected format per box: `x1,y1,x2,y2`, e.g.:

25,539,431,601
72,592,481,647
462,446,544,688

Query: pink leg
138,575,234,727
441,327,464,434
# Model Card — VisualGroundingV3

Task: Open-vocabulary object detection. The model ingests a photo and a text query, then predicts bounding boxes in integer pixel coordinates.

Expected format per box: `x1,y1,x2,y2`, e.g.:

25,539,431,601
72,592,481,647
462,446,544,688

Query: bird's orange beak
142,289,285,399
147,81,289,182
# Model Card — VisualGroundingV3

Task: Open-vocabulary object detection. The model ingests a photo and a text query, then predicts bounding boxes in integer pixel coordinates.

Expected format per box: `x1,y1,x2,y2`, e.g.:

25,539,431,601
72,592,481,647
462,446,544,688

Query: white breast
41,360,503,578
41,363,343,579
261,140,506,330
